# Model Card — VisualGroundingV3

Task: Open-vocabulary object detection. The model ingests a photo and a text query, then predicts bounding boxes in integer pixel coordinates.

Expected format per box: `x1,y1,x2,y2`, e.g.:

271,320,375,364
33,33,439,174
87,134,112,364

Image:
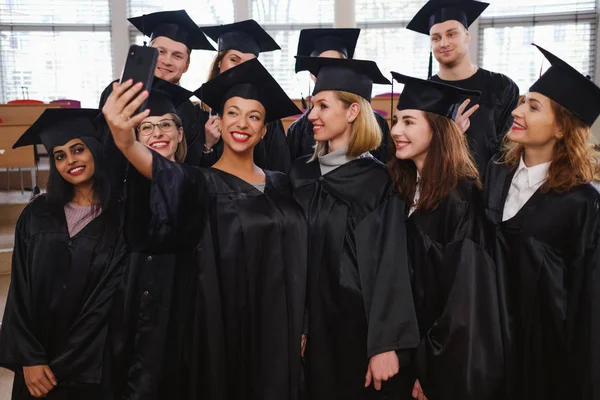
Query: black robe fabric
484,157,600,400
144,151,307,400
0,196,126,400
286,109,391,164
197,107,292,172
407,180,504,400
290,155,419,400
431,69,519,178
102,167,196,400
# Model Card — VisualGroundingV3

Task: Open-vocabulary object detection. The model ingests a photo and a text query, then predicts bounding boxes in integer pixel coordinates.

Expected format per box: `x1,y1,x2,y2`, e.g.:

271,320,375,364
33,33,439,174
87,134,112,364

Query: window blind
479,0,597,93
0,0,112,106
251,0,335,98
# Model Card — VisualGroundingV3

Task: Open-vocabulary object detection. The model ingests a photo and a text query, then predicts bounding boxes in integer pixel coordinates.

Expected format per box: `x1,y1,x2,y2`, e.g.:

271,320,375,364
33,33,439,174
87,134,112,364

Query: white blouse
502,156,551,222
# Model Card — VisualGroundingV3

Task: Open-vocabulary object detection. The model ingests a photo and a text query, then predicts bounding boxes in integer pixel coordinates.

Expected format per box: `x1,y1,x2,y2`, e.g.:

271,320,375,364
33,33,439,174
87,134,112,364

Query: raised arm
101,80,154,179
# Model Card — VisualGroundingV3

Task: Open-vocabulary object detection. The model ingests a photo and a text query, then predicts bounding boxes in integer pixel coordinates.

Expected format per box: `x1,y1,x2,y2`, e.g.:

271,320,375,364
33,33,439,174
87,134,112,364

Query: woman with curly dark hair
484,44,600,400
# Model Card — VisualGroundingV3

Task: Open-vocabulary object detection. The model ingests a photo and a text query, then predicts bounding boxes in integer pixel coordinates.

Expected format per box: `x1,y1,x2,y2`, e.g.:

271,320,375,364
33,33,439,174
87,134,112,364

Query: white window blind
0,0,113,107
127,1,235,93
251,0,335,98
478,0,597,93
355,0,441,96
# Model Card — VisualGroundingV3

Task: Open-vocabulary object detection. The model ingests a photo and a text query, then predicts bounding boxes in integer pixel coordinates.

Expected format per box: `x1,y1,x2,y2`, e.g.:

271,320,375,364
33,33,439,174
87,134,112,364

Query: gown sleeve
0,209,48,371
286,115,305,163
492,77,520,153
354,194,420,358
419,238,504,400
149,151,207,246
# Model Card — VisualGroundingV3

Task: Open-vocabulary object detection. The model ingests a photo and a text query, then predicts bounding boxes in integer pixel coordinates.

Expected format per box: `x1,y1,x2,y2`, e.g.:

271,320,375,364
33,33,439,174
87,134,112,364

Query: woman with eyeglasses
103,79,198,400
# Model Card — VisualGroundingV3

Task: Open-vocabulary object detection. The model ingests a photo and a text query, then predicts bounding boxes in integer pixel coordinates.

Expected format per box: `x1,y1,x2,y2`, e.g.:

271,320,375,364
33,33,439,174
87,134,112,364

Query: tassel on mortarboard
428,49,433,79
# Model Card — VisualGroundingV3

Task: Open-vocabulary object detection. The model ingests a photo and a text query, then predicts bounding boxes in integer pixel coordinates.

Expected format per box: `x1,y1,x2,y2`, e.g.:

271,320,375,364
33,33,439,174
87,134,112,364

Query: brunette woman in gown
102,59,307,400
388,73,503,400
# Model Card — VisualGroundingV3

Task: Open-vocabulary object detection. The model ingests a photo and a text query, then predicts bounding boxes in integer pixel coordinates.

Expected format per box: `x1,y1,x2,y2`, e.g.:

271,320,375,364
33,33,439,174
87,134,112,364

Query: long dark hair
388,111,480,213
46,136,114,211
46,136,120,247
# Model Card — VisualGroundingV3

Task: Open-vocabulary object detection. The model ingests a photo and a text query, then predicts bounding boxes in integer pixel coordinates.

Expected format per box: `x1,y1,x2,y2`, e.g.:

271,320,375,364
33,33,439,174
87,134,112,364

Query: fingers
462,103,480,119
364,368,372,388
115,83,146,117
121,90,150,119
374,378,382,391
26,383,43,398
457,99,470,115
43,365,57,386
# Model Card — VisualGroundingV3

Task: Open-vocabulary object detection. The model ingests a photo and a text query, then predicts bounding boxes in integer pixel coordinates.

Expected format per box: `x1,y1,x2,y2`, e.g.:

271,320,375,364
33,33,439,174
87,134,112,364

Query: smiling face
308,90,355,144
219,49,257,73
52,138,96,186
220,96,267,155
429,20,470,68
507,92,561,149
391,109,433,172
151,36,190,84
136,114,183,161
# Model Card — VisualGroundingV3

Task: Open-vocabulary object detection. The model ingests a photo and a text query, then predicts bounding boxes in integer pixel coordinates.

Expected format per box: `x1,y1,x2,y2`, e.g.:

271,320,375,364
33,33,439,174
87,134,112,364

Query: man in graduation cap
286,28,392,165
194,19,294,173
98,10,215,180
407,0,520,178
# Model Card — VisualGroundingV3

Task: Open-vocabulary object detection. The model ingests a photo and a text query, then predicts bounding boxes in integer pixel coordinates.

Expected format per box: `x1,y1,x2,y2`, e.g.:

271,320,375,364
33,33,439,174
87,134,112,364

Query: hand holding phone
120,45,158,115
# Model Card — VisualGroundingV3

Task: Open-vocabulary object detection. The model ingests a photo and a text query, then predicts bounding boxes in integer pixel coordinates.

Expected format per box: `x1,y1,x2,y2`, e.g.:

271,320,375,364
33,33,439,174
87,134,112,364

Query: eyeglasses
137,119,179,135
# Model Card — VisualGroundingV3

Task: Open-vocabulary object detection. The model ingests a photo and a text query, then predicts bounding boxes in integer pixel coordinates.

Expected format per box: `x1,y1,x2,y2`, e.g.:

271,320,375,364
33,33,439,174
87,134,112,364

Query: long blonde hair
310,91,382,161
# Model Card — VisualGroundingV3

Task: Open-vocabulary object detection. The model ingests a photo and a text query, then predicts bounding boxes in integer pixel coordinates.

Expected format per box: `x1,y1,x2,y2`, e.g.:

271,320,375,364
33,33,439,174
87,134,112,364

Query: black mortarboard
294,56,390,101
201,19,280,56
195,58,300,122
296,28,361,59
13,109,102,152
529,44,600,126
407,0,489,35
128,10,215,51
147,77,193,116
392,72,480,118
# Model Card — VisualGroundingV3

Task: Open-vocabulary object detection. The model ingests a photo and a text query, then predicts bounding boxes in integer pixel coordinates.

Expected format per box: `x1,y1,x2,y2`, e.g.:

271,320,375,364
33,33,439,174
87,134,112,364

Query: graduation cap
296,28,361,59
147,77,193,116
406,0,489,35
13,108,102,152
201,19,280,56
294,56,390,101
529,44,600,126
392,71,480,118
128,10,215,51
195,58,300,122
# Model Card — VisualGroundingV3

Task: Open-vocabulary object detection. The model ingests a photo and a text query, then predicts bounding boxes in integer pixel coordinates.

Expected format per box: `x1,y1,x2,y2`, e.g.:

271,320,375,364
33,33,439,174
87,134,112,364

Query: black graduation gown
198,106,293,172
484,157,600,400
286,109,391,163
0,196,126,400
407,180,504,400
146,151,307,400
431,69,519,178
103,167,196,400
290,155,419,400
